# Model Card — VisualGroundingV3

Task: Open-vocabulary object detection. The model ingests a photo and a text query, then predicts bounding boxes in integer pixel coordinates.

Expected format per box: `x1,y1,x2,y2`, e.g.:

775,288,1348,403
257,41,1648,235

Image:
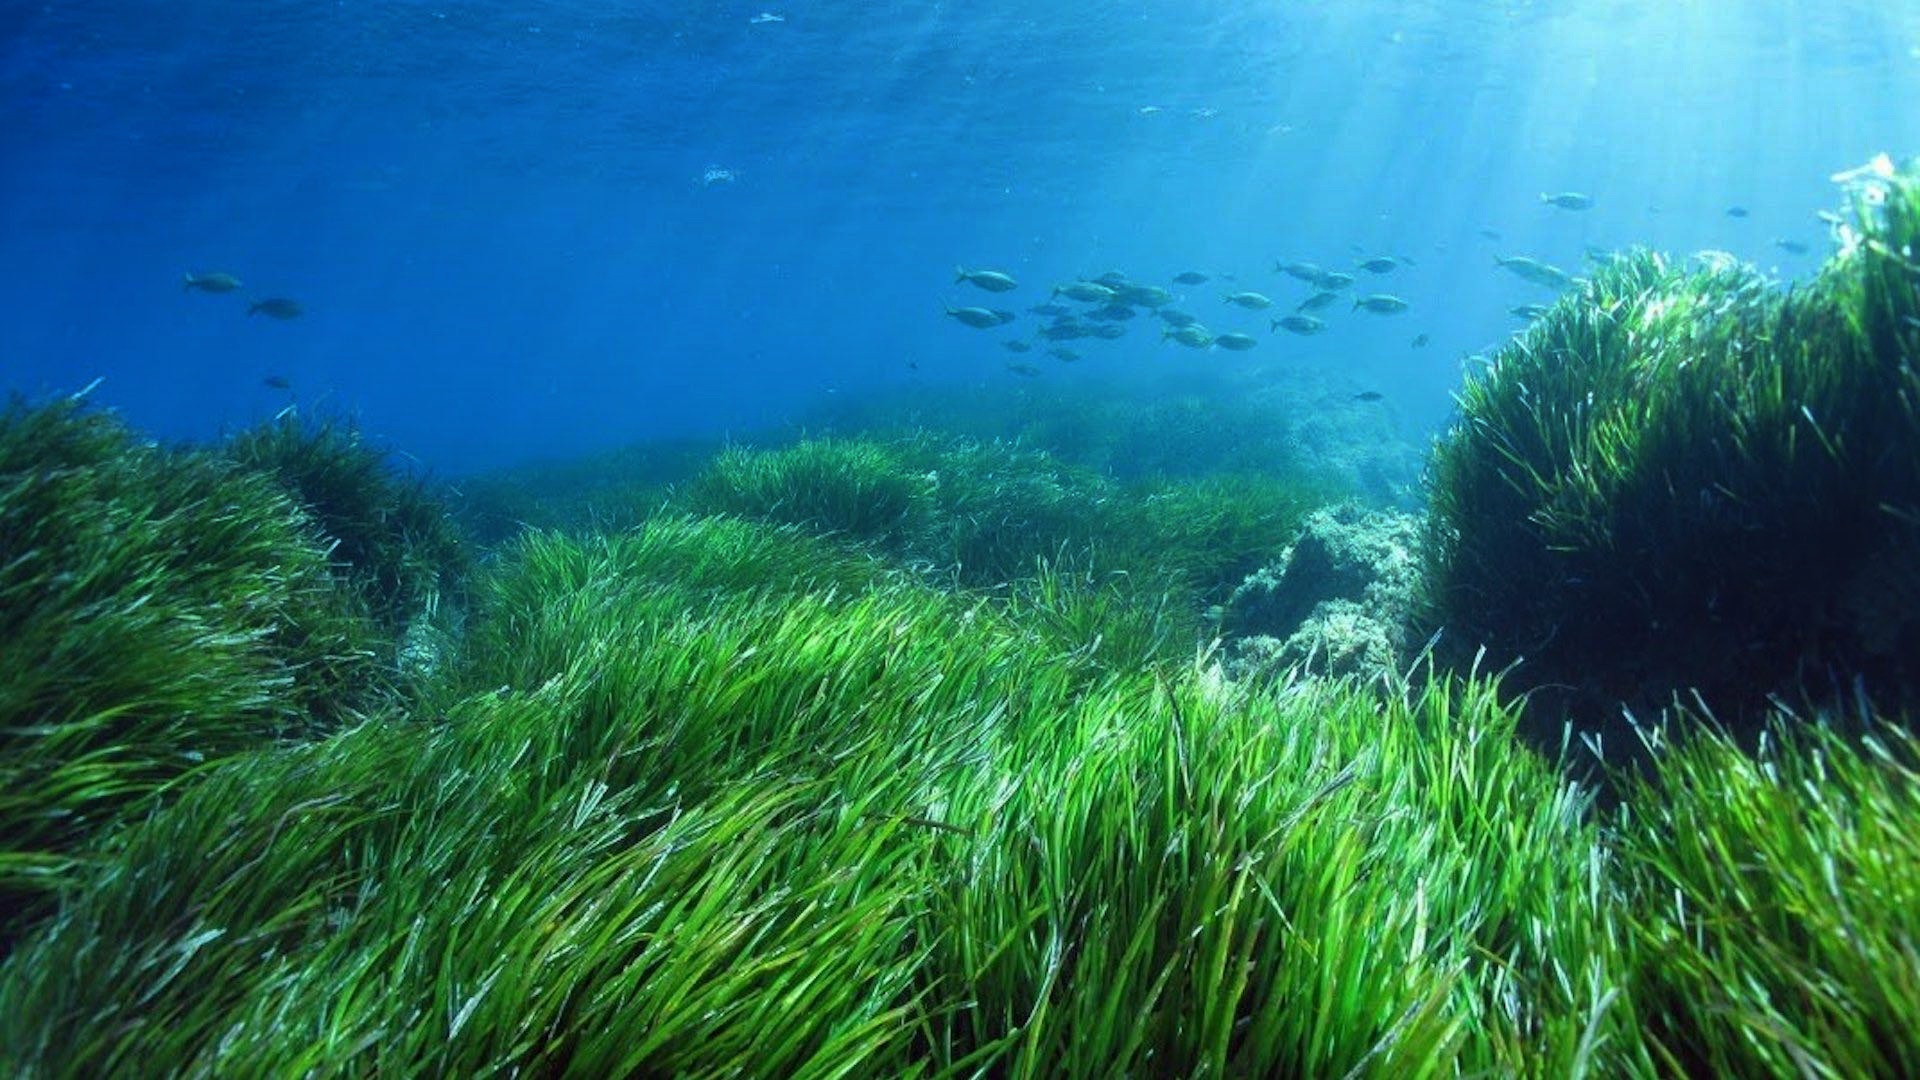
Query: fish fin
954,265,968,283
182,273,195,290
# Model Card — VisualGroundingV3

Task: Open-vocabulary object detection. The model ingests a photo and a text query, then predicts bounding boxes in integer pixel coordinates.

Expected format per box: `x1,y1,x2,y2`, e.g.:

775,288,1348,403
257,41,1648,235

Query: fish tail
1269,319,1280,333
954,265,968,283
182,273,196,290
247,301,261,316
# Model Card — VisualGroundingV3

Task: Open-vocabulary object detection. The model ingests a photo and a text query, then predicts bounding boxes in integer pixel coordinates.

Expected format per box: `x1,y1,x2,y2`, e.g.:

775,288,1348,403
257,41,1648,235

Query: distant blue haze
3,1,1917,472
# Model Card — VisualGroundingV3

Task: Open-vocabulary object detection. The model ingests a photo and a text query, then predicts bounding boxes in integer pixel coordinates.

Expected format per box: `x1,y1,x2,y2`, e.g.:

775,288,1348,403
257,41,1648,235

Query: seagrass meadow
4,173,1920,1079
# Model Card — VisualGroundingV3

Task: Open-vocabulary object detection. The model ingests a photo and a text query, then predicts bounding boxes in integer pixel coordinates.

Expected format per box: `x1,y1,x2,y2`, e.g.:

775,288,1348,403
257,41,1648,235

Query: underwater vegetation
678,431,1322,620
1426,164,1920,744
3,497,1918,1073
223,410,469,636
7,166,1920,1075
0,397,386,942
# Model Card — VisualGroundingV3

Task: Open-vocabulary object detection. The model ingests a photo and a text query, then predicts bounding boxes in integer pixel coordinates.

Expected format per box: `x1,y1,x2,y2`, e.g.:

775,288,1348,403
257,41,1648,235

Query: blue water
4,1,1918,473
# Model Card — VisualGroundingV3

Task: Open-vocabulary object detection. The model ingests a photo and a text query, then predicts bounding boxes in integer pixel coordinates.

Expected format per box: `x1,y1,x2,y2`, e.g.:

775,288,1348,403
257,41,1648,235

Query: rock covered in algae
1218,503,1423,681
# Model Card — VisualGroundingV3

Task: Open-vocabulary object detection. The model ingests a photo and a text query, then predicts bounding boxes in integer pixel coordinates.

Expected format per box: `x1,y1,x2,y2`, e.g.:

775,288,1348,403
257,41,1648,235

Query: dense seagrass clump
223,411,470,634
680,431,1321,601
0,515,1639,1076
0,396,385,941
1425,165,1920,737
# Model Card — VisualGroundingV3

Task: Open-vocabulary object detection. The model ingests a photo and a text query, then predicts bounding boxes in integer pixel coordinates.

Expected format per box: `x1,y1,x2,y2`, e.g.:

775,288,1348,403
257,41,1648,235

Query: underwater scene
5,1,1920,1074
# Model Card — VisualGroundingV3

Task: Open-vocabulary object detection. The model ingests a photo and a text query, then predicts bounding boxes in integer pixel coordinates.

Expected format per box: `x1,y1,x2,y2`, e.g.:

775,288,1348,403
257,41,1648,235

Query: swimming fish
1271,314,1326,335
1173,270,1210,284
1053,281,1118,303
956,266,1019,292
1224,291,1273,309
1410,333,1430,348
944,302,1007,329
1296,291,1341,312
1113,283,1173,308
1214,332,1258,351
1352,294,1409,314
1354,391,1384,402
184,271,242,293
1356,257,1398,274
248,298,303,319
1494,255,1573,289
1163,325,1215,348
1541,192,1594,210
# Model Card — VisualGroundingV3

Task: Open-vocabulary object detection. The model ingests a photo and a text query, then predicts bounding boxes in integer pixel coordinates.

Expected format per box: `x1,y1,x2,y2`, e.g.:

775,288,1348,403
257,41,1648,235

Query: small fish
1725,205,1750,218
1494,255,1573,289
1312,271,1355,291
1090,323,1126,339
1541,191,1594,210
1271,314,1326,335
1354,391,1384,402
1352,294,1409,314
1053,281,1118,303
943,302,1006,329
247,297,303,319
1478,227,1503,241
1113,283,1173,307
1410,333,1430,348
1214,332,1258,351
955,266,1019,292
1173,270,1210,284
1088,304,1136,322
1356,256,1398,273
1003,339,1033,353
1028,303,1071,317
1049,347,1081,362
1773,238,1809,255
1297,291,1341,312
748,12,785,24
263,374,292,390
1094,270,1131,287
1223,291,1273,309
1163,325,1215,348
1005,361,1042,377
1276,260,1324,282
184,271,242,293
1510,303,1550,319
1583,245,1616,263
1157,308,1199,327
